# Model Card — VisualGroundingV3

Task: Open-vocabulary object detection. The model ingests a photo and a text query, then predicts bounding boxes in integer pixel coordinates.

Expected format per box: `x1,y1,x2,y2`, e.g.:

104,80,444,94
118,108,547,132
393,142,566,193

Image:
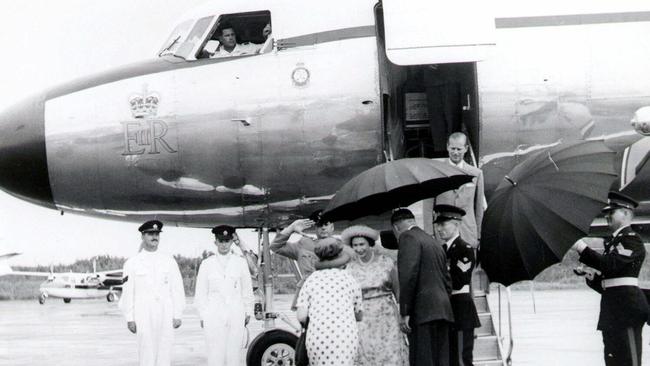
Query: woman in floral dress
296,237,363,366
342,225,409,366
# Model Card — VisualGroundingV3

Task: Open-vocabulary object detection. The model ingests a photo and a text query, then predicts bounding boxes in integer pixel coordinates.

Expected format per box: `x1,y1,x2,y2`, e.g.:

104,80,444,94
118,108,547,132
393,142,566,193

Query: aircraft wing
2,270,51,277
97,270,124,287
0,252,21,260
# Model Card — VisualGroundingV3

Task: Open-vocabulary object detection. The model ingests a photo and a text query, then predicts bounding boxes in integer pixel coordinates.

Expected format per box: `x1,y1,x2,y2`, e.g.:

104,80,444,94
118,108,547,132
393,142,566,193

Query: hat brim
601,204,634,213
433,216,460,224
601,205,615,213
341,225,379,246
141,229,162,233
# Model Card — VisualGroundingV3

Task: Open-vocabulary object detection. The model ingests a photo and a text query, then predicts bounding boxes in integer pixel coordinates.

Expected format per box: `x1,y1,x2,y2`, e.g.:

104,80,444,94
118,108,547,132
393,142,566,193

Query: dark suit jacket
398,226,454,325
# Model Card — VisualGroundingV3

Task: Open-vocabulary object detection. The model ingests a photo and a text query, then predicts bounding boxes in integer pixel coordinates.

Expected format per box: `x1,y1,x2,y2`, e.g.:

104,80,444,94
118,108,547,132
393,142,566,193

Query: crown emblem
129,85,160,119
153,224,158,230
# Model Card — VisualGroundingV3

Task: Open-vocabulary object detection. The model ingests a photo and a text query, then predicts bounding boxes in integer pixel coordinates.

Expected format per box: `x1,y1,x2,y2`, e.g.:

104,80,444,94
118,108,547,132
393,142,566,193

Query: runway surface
0,289,648,365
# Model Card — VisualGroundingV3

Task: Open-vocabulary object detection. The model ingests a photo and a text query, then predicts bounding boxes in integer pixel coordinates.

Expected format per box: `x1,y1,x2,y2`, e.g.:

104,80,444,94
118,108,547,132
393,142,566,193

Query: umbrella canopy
480,140,618,286
323,158,475,222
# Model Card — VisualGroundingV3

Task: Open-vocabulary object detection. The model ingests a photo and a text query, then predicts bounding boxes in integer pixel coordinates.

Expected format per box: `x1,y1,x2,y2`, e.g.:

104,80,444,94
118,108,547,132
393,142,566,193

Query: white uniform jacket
194,252,254,322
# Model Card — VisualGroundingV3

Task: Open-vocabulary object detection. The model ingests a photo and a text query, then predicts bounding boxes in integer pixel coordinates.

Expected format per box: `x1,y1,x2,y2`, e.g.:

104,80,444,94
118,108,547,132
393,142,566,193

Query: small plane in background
0,253,123,304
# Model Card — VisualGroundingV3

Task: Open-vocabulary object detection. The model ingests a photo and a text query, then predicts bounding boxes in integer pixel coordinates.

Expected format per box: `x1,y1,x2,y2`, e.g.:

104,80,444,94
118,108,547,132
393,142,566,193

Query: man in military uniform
119,220,186,366
434,205,481,366
195,225,254,366
572,191,649,366
392,208,453,366
270,210,353,308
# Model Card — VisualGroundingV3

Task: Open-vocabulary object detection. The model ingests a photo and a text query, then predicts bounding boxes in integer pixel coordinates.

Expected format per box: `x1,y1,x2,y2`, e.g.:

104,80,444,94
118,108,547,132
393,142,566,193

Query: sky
0,0,266,266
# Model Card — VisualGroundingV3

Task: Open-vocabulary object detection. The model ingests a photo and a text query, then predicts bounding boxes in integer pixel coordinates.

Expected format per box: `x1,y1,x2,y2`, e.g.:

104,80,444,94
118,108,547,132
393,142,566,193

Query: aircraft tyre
246,329,297,366
38,294,46,305
107,292,117,302
63,298,71,303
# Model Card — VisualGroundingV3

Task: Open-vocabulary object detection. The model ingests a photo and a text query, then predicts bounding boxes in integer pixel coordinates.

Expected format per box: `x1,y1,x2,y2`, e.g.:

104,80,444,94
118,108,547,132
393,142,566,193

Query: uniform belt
602,277,638,289
451,285,470,295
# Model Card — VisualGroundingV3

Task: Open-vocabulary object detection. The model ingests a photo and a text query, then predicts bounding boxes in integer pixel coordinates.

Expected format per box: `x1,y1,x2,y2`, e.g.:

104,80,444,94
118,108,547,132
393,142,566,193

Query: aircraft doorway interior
385,62,480,162
376,6,480,163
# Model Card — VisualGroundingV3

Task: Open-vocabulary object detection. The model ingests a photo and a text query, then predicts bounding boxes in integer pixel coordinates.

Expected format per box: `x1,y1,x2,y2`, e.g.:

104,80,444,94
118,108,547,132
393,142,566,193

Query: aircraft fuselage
1,1,650,229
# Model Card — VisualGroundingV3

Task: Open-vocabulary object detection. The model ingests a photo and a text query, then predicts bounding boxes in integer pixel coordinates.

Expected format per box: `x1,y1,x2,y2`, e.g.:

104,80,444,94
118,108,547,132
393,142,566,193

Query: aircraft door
381,0,495,66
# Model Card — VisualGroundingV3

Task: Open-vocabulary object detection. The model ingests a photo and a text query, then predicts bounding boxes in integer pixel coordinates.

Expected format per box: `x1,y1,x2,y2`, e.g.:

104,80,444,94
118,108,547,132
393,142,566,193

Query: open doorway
376,4,480,165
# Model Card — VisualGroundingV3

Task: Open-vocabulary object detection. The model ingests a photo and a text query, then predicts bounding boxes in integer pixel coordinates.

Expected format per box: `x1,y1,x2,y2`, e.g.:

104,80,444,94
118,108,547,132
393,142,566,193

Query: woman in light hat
342,225,409,366
296,237,362,366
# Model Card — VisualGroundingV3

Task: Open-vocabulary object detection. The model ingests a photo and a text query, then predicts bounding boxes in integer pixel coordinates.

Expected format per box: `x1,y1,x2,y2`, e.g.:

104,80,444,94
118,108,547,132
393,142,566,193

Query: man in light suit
427,132,486,248
393,208,453,366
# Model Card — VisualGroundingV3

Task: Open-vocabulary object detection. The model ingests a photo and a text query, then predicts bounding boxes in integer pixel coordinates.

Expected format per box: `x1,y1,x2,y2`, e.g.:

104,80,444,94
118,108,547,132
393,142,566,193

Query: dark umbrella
480,140,618,286
323,158,475,222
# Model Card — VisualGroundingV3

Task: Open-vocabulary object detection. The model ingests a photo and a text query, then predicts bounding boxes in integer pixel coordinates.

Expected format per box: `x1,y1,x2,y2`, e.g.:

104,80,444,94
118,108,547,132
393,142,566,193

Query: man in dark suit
392,208,454,366
434,205,481,366
572,191,649,366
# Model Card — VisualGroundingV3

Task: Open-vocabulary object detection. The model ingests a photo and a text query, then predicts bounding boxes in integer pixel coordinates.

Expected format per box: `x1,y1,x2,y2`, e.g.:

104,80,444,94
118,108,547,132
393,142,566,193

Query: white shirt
445,234,460,252
449,159,466,169
211,43,256,58
612,224,631,238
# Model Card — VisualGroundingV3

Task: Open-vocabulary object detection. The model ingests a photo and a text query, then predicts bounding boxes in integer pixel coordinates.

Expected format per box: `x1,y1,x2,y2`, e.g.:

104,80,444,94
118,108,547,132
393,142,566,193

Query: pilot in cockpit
210,24,256,58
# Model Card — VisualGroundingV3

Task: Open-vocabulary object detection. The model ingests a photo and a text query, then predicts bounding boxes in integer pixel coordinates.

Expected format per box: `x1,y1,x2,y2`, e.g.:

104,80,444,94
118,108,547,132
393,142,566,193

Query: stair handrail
496,284,514,365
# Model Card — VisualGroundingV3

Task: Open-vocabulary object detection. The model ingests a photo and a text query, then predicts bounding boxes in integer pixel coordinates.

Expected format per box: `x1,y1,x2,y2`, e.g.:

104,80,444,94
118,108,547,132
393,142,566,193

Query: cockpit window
199,11,272,59
158,19,194,57
182,16,214,55
159,16,214,60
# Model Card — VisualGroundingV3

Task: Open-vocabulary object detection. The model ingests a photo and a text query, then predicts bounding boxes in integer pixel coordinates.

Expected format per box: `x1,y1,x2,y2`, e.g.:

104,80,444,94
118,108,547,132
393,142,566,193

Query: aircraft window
175,16,215,59
158,19,194,57
199,11,272,59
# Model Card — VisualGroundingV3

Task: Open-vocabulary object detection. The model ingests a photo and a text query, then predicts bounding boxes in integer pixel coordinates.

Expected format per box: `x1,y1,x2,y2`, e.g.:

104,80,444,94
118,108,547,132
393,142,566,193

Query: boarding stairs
472,270,512,366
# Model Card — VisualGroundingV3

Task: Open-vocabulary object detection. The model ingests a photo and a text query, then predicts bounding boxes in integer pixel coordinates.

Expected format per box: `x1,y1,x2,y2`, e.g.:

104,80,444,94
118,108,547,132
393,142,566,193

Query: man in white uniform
211,25,256,58
119,220,186,366
195,225,254,366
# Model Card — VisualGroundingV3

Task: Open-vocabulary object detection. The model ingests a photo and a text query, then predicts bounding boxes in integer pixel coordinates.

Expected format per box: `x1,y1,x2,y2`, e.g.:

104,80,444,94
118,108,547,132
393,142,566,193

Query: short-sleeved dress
296,268,362,366
347,253,409,366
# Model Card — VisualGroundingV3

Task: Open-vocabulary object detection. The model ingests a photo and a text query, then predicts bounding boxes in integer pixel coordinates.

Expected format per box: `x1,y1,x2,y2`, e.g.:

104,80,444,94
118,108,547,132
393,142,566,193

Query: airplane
0,0,649,231
1,0,650,363
0,253,123,304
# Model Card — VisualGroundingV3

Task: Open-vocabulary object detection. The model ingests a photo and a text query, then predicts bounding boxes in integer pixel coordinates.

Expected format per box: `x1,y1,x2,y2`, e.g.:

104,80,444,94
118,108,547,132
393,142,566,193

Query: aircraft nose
0,95,55,209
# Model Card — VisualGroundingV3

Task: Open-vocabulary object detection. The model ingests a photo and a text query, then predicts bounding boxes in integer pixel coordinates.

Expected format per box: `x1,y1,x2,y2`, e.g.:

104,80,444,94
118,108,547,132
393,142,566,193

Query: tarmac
0,290,648,365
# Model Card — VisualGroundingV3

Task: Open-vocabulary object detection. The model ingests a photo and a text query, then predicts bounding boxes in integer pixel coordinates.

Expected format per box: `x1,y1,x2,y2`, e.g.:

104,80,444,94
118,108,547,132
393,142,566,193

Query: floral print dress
346,253,409,366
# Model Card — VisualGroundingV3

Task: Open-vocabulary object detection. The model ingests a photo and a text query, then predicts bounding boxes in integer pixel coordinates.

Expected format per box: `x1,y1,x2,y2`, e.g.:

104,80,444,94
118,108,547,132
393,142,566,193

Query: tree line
0,253,298,300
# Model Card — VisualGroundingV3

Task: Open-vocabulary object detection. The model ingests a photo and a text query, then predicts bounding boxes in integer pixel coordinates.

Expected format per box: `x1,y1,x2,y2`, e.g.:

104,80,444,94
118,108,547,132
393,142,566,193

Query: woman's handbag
295,318,309,366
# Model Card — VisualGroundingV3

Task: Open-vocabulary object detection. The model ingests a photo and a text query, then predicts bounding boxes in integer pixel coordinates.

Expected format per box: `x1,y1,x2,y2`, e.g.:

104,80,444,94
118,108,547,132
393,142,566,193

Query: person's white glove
572,239,588,253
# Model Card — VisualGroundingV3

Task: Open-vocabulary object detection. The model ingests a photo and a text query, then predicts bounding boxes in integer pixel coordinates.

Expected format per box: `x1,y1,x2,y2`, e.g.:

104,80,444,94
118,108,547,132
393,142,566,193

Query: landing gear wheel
107,292,117,302
246,329,298,366
63,298,71,303
38,294,46,305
